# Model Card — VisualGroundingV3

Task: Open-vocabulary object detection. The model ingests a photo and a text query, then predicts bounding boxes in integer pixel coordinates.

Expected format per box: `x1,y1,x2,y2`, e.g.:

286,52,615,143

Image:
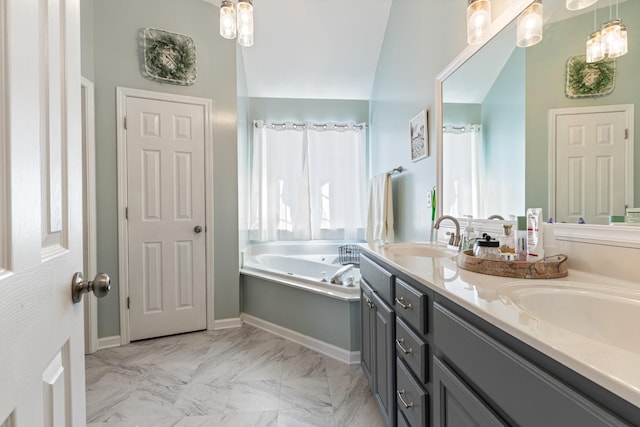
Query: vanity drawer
394,278,427,334
395,317,428,383
360,254,395,303
396,358,428,427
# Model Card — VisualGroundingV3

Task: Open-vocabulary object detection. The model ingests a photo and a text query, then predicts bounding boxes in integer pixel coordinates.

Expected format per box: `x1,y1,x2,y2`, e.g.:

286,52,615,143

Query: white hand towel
366,173,395,243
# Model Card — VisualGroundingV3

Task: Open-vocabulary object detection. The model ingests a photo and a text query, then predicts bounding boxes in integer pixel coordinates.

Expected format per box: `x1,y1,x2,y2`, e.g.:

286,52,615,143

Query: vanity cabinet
360,251,639,427
360,255,396,427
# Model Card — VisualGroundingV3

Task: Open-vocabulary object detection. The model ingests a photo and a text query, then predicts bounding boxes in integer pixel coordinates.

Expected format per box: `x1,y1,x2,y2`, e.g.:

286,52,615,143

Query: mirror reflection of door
551,105,634,225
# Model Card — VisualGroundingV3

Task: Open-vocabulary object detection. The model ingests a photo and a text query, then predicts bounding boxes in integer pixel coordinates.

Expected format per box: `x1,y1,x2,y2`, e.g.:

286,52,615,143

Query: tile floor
86,325,384,427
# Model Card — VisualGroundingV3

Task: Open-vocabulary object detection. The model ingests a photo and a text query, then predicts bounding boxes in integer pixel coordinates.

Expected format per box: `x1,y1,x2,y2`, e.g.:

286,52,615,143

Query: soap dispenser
461,215,476,251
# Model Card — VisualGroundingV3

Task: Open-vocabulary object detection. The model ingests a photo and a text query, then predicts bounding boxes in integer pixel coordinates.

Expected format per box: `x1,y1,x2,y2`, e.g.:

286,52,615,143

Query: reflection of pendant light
585,0,628,62
517,0,543,48
608,23,628,58
601,18,622,55
566,0,598,11
219,0,253,47
467,0,491,45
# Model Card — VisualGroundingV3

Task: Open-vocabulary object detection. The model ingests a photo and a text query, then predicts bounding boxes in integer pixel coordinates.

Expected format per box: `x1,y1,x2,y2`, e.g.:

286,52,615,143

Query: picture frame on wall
410,110,429,162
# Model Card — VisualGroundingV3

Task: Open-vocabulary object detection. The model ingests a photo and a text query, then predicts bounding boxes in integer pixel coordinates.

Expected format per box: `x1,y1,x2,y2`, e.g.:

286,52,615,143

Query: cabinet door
433,357,506,427
372,290,396,427
361,280,375,387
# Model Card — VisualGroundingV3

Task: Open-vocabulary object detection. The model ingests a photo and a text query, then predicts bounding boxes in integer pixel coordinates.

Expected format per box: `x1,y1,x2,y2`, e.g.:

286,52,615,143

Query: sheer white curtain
442,125,484,218
249,121,367,241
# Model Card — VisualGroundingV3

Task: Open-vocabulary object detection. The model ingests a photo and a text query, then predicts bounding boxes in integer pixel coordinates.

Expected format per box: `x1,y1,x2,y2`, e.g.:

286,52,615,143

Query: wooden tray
457,250,568,279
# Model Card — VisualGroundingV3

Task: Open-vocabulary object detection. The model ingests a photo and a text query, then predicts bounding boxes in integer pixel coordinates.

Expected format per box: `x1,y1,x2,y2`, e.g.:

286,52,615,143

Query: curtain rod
253,120,367,130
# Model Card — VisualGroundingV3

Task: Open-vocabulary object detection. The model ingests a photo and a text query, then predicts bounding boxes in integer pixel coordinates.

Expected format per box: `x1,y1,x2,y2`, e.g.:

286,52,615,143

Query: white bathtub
240,243,361,301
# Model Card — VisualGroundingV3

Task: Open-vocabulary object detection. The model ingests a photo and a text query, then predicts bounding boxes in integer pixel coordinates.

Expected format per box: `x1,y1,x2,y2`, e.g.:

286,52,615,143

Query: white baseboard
241,313,361,365
213,317,243,330
97,335,122,350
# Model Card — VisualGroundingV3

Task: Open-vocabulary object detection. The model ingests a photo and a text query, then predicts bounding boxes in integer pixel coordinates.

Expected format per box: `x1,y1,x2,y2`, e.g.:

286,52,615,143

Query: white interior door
0,0,86,425
126,95,207,341
554,108,632,225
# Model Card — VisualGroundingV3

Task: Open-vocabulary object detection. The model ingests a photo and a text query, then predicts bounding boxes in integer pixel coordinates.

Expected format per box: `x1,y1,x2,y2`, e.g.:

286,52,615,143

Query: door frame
548,104,634,221
116,87,215,345
81,77,99,354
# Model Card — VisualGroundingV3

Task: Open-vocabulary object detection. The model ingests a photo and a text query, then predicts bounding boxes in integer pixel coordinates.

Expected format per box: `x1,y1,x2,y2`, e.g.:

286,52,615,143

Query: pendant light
600,0,627,59
467,0,491,45
608,23,628,58
586,7,605,62
219,0,237,40
219,0,254,47
566,0,597,11
517,0,543,48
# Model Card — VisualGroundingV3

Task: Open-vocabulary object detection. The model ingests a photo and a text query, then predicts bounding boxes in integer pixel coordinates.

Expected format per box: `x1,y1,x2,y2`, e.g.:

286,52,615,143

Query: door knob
194,225,203,233
71,272,111,304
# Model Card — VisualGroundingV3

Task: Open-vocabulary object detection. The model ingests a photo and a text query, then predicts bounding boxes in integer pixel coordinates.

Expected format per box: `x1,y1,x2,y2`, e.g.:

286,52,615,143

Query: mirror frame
435,0,640,249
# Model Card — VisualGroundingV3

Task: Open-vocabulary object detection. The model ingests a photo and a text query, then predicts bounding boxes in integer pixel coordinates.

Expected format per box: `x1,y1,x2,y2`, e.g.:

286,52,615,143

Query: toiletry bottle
499,223,516,260
515,216,527,261
461,215,475,251
526,208,545,261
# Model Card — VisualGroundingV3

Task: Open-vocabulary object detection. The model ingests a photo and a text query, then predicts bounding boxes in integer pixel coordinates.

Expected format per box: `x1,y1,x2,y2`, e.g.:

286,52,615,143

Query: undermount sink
497,281,640,354
380,243,458,259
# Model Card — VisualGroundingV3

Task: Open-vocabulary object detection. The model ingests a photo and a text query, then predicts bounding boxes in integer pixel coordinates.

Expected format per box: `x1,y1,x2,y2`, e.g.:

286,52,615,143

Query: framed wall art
410,110,429,162
143,28,197,85
565,54,615,99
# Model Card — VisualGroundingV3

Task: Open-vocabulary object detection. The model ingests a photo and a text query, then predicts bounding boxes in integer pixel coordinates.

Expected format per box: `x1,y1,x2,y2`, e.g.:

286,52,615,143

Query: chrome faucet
433,215,462,250
488,214,505,220
330,264,354,284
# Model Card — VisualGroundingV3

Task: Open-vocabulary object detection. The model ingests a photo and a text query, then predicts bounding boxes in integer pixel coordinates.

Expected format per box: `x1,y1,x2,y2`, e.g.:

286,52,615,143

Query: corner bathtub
240,243,362,362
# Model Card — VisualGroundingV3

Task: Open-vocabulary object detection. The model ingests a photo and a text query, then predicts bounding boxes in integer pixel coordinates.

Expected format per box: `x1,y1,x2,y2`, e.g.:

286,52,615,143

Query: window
249,121,367,241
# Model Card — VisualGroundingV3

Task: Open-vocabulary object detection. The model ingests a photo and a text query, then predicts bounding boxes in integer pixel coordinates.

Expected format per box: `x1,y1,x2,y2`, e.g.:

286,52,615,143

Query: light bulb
517,1,543,48
566,0,598,11
219,0,236,40
467,0,491,45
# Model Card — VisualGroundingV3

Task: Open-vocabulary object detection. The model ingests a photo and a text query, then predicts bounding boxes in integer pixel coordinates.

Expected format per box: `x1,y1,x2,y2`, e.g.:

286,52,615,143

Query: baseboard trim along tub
242,313,361,365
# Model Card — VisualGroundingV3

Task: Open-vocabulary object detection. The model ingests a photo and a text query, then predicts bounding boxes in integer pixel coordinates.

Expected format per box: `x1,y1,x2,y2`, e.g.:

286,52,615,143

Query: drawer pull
396,338,413,354
395,297,412,310
397,389,414,409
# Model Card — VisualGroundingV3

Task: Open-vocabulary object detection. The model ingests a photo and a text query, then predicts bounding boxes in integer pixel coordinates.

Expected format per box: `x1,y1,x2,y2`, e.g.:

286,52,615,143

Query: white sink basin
380,243,457,259
498,281,640,353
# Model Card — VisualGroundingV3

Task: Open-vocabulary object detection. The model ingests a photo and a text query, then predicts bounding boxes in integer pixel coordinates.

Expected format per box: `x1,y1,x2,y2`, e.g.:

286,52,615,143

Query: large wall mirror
436,0,639,228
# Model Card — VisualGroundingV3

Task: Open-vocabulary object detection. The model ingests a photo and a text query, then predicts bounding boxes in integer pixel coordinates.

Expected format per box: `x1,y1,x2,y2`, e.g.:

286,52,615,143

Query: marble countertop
359,242,640,409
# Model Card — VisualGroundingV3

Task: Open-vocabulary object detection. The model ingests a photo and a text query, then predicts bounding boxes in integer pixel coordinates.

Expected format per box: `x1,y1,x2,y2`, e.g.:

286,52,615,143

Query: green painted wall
525,1,640,212
482,48,526,218
90,0,239,337
248,98,369,124
238,49,250,253
241,275,361,351
369,0,467,242
443,103,482,125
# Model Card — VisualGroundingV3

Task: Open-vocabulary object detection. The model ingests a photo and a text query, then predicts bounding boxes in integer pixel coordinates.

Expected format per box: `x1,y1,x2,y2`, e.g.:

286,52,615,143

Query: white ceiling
208,0,393,100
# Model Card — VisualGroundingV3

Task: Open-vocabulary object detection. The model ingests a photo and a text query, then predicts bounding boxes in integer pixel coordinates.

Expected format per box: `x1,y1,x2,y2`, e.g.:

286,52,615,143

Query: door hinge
124,116,128,129
127,297,130,309
625,128,629,139
125,207,128,220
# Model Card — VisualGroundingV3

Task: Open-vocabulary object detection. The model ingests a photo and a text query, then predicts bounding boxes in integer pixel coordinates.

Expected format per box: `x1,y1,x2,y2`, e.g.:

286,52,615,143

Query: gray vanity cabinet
360,255,397,427
434,302,631,427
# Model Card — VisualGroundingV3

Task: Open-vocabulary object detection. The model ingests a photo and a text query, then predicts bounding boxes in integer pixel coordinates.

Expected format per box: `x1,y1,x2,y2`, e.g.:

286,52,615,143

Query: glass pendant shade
237,0,254,47
517,1,543,47
601,19,622,55
608,24,628,58
467,0,491,45
566,0,598,11
219,0,237,39
586,30,605,62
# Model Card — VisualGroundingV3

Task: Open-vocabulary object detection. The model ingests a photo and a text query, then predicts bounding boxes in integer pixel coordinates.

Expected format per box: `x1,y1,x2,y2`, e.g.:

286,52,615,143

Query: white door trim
116,87,215,345
81,77,99,354
548,104,634,221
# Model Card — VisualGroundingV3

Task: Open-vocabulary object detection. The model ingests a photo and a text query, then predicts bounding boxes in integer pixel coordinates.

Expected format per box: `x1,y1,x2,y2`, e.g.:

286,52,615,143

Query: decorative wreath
143,28,197,85
565,54,615,98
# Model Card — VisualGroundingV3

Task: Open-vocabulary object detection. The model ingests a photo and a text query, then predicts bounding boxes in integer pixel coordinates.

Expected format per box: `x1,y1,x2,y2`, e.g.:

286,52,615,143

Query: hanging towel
366,173,395,243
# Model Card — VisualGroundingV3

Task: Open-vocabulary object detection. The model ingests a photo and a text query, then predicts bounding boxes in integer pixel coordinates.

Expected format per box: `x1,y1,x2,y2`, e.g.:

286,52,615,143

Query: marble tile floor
86,325,384,427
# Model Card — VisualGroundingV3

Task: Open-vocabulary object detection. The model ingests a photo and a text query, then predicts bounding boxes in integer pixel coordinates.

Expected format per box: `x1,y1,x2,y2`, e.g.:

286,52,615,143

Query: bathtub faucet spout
330,264,354,285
